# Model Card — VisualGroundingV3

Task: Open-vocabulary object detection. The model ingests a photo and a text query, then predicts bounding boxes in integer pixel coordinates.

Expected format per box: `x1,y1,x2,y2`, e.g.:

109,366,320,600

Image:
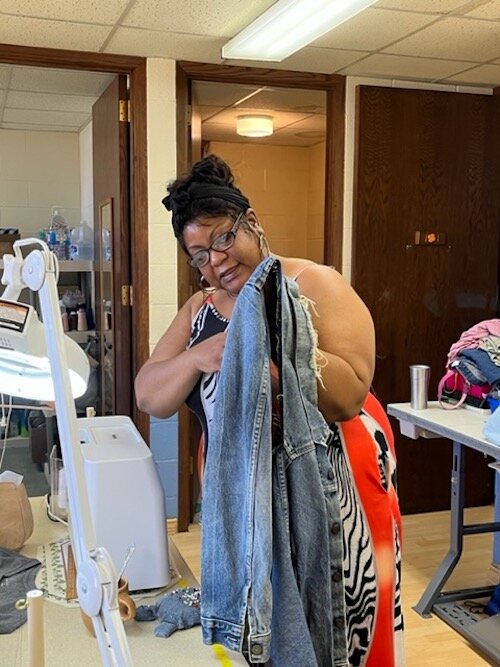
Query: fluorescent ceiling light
222,0,377,62
237,115,274,137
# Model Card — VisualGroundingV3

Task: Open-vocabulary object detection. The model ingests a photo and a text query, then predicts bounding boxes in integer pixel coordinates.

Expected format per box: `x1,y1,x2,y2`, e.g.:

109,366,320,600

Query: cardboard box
0,233,20,256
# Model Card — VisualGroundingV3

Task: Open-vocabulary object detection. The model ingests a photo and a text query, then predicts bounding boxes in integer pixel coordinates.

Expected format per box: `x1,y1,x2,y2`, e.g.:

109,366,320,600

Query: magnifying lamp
1,239,133,666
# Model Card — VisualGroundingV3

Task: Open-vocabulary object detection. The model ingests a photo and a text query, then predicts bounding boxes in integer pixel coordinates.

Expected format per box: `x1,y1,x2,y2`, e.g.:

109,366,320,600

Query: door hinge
187,104,192,125
121,284,132,306
119,99,130,122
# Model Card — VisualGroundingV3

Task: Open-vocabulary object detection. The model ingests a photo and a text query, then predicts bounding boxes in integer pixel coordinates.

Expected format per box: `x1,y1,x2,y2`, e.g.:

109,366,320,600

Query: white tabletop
387,401,500,460
3,497,248,667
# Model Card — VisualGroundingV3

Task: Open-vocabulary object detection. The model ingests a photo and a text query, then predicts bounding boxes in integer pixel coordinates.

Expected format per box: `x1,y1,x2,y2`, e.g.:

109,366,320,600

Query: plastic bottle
77,305,88,331
69,220,94,261
50,208,70,260
68,310,78,331
60,300,69,332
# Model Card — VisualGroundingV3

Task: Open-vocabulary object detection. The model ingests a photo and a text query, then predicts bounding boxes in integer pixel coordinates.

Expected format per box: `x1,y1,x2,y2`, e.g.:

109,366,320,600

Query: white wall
79,121,93,228
146,58,178,353
209,141,312,259
0,129,81,236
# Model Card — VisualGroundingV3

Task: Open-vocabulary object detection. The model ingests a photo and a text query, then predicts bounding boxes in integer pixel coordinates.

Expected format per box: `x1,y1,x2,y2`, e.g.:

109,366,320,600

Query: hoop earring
198,272,213,293
258,232,271,258
246,217,271,258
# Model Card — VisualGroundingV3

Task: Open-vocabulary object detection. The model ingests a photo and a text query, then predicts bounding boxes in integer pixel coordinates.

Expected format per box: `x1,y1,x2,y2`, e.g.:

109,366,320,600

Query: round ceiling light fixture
236,114,274,138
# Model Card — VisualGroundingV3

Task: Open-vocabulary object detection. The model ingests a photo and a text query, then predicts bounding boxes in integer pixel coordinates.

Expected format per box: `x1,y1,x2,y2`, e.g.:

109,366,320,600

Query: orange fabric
340,393,402,667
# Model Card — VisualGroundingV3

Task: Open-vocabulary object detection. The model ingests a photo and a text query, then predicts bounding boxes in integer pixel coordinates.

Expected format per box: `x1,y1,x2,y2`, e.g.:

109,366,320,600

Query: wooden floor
171,505,499,667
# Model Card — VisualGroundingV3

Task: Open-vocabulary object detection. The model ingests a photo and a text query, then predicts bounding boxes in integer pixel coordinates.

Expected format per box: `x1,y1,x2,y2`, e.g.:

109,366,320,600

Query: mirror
97,198,113,416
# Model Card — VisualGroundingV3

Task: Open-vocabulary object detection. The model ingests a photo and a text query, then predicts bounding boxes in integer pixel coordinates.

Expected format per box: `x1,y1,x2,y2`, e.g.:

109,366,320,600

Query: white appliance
79,414,170,592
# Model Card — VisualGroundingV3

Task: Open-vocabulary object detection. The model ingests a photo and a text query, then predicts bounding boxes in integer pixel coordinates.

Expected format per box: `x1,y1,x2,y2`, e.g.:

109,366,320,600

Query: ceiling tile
249,47,370,75
375,0,471,12
205,107,311,130
383,16,500,61
0,14,111,51
198,105,225,122
6,90,95,114
313,7,438,51
341,53,477,81
250,88,326,112
284,114,326,132
257,132,322,148
464,0,500,20
195,83,326,113
203,123,320,148
9,67,114,97
123,0,274,36
106,26,225,61
441,63,500,85
3,107,89,128
203,125,318,148
1,121,78,132
0,0,130,24
193,82,262,108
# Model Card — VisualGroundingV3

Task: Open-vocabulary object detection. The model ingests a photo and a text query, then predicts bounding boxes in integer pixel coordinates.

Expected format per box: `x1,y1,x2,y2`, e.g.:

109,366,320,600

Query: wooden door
92,75,132,417
353,86,500,513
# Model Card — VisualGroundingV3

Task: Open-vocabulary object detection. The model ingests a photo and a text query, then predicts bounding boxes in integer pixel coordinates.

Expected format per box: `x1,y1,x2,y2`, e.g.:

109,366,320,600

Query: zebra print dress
187,296,404,666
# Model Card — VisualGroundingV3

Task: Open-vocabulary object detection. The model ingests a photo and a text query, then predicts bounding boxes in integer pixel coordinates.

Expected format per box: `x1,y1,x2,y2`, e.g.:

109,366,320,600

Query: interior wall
79,122,93,228
210,140,324,260
146,57,178,519
0,128,80,236
307,142,326,264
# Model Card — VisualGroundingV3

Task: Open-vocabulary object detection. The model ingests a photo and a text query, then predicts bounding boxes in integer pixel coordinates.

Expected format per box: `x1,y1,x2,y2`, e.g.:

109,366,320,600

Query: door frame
0,43,149,441
175,60,346,530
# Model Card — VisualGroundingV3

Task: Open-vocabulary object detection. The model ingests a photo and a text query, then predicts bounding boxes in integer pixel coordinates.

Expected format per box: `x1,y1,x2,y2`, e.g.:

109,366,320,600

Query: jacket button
334,616,345,629
327,468,335,480
251,644,263,656
332,568,342,582
331,522,341,534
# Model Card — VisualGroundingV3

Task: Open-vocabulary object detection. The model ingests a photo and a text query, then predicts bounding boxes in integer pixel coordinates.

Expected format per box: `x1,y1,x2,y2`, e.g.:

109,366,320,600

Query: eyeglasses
187,213,245,269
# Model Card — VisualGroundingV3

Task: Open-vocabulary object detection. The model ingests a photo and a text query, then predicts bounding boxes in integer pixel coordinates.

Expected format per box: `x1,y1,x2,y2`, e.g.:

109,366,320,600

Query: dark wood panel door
92,75,132,417
352,86,500,513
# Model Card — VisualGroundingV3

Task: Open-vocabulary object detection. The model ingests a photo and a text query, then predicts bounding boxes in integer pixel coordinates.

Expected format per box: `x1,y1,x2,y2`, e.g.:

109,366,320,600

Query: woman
135,155,403,666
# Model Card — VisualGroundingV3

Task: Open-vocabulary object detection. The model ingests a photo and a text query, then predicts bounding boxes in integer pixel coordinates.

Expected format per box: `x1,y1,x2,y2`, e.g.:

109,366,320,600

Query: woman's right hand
190,332,227,373
135,293,227,419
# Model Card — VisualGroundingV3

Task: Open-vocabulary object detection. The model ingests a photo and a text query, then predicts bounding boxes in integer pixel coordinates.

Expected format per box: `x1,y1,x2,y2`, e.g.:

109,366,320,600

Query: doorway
194,80,328,261
175,61,346,530
0,43,149,439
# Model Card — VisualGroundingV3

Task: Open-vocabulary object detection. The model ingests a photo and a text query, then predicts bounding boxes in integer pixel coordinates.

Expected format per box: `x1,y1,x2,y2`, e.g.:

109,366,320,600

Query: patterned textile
187,297,404,666
332,393,404,666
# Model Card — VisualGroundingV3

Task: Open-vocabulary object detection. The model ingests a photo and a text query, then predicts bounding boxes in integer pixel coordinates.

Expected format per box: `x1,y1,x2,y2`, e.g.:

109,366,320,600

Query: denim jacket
201,257,348,666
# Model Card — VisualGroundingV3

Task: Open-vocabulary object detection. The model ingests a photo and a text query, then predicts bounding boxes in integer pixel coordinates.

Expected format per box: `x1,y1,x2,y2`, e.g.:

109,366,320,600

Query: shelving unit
0,259,92,272
56,260,94,335
0,254,98,471
66,330,96,344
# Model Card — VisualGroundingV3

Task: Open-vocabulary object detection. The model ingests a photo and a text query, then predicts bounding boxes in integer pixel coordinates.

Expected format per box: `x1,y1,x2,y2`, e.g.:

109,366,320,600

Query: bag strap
437,369,469,410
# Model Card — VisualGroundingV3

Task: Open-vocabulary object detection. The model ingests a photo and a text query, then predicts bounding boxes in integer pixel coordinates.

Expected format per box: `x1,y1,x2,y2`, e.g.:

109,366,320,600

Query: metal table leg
414,440,465,617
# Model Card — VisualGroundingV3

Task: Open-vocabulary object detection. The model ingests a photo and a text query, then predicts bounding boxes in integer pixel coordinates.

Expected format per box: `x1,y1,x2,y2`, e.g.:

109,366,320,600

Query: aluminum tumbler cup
410,364,430,409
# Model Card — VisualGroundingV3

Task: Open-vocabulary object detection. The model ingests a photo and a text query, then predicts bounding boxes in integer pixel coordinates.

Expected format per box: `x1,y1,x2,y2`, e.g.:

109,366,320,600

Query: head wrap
162,183,250,219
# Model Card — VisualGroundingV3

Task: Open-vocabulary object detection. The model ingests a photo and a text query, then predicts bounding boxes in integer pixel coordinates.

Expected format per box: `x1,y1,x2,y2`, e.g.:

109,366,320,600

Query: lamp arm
28,244,133,666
